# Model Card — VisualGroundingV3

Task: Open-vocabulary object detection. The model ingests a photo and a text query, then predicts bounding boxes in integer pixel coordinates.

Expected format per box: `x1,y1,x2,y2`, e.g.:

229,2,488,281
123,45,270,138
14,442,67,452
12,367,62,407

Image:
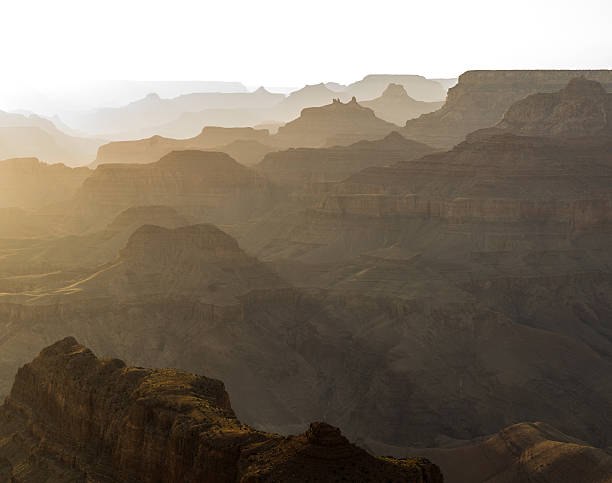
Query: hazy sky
2,0,611,87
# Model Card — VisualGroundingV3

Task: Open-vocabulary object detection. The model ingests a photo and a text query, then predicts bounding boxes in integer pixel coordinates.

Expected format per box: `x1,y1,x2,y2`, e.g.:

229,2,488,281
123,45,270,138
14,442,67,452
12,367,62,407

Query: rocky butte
0,337,442,482
361,83,444,125
273,97,397,148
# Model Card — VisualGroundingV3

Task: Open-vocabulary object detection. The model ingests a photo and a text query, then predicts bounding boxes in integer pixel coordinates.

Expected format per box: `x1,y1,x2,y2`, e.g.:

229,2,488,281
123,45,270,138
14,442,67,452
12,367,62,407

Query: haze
3,2,612,482
1,0,611,110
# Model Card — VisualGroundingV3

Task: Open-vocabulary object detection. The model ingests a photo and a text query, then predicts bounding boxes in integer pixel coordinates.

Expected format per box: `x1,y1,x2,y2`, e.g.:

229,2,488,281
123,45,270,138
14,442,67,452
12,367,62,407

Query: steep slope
0,157,91,209
361,84,444,125
401,69,612,148
79,150,274,224
256,131,435,187
274,97,397,148
0,337,441,482
93,126,272,167
407,422,612,483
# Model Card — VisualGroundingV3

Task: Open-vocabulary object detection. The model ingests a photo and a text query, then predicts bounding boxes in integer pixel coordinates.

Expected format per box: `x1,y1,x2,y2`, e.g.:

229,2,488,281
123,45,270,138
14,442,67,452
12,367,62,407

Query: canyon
3,71,612,481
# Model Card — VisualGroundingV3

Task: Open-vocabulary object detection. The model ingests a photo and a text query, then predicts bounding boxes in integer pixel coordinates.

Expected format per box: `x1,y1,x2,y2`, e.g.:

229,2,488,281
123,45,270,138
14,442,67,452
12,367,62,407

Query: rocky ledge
0,337,443,482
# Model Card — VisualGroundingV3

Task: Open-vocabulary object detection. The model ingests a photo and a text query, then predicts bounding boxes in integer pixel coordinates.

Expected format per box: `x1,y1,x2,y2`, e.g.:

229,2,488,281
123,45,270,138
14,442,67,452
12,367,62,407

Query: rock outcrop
402,69,612,148
274,97,397,148
361,84,444,125
0,337,442,482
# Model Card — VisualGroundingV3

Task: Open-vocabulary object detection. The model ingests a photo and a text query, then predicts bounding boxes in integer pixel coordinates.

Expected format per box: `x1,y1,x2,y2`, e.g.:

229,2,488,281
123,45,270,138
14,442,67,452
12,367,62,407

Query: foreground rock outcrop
0,337,442,482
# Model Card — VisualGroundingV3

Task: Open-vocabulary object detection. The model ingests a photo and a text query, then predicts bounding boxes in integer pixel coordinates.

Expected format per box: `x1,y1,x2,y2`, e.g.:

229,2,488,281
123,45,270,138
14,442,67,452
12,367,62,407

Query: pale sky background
1,0,611,111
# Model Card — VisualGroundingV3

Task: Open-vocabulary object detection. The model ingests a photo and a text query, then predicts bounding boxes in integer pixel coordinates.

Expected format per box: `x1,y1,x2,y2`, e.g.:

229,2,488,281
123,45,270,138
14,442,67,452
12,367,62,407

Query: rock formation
63,223,286,303
343,74,447,102
402,69,612,148
92,126,273,167
79,150,274,225
329,78,612,230
274,97,397,148
256,131,435,187
0,337,441,482
361,83,444,125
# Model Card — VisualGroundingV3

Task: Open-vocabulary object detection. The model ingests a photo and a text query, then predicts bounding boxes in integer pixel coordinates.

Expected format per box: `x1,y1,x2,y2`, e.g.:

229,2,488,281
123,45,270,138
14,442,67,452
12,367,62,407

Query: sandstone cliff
0,337,442,482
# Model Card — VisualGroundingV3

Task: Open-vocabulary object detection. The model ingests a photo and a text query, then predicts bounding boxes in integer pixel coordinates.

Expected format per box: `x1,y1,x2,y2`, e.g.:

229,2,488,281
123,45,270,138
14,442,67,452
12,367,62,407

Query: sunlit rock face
0,337,442,483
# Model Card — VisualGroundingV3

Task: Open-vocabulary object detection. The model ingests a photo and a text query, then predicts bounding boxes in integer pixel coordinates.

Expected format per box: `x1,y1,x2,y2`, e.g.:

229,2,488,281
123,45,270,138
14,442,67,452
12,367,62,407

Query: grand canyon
1,1,611,481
